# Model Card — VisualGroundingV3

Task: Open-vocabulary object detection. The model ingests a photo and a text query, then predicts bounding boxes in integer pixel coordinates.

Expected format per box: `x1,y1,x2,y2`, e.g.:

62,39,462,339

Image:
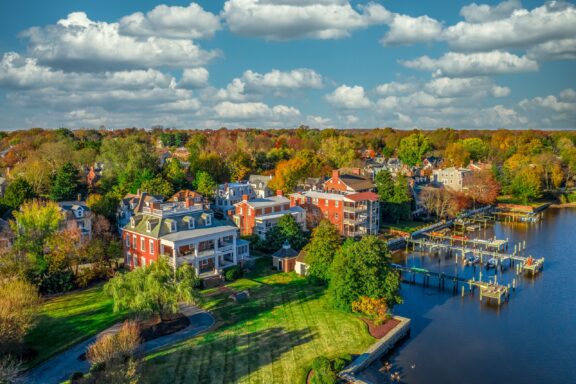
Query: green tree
194,171,217,199
86,193,119,223
386,175,412,223
397,133,430,166
329,236,402,312
0,279,41,351
320,136,357,168
304,220,341,284
163,158,187,190
50,162,79,201
1,178,35,210
105,258,200,321
140,175,174,199
462,138,489,161
265,214,307,252
511,167,542,203
375,170,394,201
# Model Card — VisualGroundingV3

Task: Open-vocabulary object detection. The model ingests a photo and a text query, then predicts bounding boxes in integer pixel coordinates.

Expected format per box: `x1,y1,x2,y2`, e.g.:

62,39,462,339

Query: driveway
24,306,215,384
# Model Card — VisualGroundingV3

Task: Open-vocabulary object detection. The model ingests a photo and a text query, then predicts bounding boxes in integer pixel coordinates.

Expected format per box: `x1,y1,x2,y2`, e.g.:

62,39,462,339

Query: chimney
185,197,193,208
242,194,249,202
332,169,339,181
77,193,82,202
276,190,283,197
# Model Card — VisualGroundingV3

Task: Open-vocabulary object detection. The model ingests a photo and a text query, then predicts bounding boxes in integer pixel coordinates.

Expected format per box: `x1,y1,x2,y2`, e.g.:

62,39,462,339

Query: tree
85,320,141,384
375,170,394,201
0,279,40,352
86,193,119,224
163,158,187,190
462,138,489,161
443,142,470,168
304,220,341,284
1,178,35,211
11,200,62,272
268,157,309,193
264,214,308,252
511,167,542,203
397,133,430,166
194,171,217,199
386,175,412,223
466,171,501,207
420,187,453,219
140,175,174,199
320,136,357,168
105,258,200,321
329,236,402,312
352,296,389,325
50,162,80,201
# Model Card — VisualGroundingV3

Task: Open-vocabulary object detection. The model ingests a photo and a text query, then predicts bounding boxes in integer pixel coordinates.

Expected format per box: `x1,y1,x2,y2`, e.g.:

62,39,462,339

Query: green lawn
25,284,125,367
382,219,428,233
140,272,375,384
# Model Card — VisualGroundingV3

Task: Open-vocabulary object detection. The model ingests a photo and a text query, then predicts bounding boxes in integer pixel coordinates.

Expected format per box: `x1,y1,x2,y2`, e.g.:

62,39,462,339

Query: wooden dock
469,279,509,305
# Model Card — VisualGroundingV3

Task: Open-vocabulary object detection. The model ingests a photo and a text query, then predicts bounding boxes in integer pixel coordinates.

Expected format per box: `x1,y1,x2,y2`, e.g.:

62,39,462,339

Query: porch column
172,247,177,269
214,239,220,272
233,235,238,264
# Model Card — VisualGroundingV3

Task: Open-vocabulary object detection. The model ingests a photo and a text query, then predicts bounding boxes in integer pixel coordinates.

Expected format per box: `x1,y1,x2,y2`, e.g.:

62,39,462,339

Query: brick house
289,190,380,237
122,198,250,277
233,191,306,239
170,189,203,204
323,169,375,193
271,240,300,272
214,182,256,217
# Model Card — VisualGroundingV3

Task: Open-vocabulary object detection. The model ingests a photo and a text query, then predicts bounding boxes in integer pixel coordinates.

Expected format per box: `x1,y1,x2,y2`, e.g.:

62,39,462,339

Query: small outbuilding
295,250,309,276
272,240,299,272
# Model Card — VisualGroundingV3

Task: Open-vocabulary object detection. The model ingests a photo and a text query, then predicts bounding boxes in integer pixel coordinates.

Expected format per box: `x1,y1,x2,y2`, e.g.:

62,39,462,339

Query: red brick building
289,190,380,237
233,191,306,239
323,169,375,194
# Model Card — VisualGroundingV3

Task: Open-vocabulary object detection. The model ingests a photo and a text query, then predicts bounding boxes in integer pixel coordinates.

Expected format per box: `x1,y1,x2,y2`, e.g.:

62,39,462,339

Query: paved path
25,306,215,384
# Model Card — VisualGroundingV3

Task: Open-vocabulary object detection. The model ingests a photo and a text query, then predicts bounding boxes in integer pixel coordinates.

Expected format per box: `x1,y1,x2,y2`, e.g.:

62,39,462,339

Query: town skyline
0,0,575,131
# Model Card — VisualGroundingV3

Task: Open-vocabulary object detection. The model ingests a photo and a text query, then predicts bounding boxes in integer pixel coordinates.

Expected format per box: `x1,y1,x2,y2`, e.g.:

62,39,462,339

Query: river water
361,208,576,384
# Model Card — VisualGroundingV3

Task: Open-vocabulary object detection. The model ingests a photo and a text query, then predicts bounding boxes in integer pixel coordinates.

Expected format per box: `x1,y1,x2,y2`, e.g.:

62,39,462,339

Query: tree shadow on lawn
145,326,316,384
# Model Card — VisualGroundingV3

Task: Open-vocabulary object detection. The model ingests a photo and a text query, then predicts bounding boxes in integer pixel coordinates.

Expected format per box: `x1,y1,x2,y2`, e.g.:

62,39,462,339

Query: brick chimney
77,193,82,202
276,190,283,197
185,197,193,208
332,169,339,181
242,194,249,202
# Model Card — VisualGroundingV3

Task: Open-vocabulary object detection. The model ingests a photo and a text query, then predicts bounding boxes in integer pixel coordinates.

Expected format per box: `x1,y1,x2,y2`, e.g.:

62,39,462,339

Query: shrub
311,356,336,384
39,271,76,294
0,279,41,351
0,355,22,384
224,265,243,281
86,320,140,367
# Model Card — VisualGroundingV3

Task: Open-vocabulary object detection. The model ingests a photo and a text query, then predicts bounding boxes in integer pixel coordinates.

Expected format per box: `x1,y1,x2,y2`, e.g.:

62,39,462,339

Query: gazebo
272,240,299,272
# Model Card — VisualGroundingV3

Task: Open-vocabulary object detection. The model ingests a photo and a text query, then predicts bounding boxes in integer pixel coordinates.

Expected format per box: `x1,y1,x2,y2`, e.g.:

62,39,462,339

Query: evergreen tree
1,178,35,210
265,214,307,252
194,171,217,199
50,162,79,201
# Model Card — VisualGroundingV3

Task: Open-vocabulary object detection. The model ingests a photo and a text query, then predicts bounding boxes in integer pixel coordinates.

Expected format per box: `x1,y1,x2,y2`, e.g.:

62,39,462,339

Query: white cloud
460,0,523,23
214,78,247,101
180,68,210,88
375,81,418,96
22,12,219,71
401,51,538,77
520,94,576,113
326,85,371,108
424,77,510,98
242,68,323,91
119,3,221,39
381,14,443,45
394,112,413,125
222,0,390,40
343,114,359,124
306,115,331,127
444,2,576,51
0,52,175,90
560,88,576,100
214,101,300,120
527,38,576,61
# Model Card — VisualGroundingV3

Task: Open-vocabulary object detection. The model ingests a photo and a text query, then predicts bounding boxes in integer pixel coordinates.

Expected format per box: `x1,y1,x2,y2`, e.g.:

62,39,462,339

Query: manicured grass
496,195,550,207
141,273,375,384
25,284,125,367
382,219,428,233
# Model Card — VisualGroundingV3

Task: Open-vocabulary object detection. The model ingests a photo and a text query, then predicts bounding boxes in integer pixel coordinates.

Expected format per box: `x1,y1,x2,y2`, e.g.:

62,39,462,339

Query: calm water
361,208,576,384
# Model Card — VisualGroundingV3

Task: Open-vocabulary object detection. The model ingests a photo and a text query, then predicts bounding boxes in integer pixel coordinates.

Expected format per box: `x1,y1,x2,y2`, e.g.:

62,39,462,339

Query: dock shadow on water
373,208,576,384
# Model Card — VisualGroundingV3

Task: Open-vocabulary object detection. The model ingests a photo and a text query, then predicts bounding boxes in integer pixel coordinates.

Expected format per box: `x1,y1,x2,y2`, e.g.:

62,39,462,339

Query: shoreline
549,202,576,208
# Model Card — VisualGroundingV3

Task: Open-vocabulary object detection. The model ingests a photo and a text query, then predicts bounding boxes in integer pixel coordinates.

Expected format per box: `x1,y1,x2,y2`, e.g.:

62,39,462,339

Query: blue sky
0,0,574,130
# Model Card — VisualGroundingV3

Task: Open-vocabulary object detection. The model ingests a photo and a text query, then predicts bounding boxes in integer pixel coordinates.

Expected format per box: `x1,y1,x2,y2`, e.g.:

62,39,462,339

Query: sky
0,0,574,130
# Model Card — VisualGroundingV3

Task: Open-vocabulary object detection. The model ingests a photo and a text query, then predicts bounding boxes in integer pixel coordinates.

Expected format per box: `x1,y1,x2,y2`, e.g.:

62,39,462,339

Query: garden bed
362,318,401,339
139,313,190,342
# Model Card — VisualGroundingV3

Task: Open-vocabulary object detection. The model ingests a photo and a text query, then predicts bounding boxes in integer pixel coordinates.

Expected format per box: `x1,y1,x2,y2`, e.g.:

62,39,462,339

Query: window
130,217,135,228
146,221,151,232
149,240,155,254
324,199,328,207
171,221,177,232
335,200,339,208
206,214,212,226
188,219,195,229
141,238,145,251
335,213,339,220
141,256,146,267
132,235,137,249
125,235,130,247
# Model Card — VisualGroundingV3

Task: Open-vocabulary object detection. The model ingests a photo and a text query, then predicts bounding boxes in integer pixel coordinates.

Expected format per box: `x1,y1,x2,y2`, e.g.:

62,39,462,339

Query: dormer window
130,217,135,228
188,219,195,229
171,221,177,232
205,214,212,226
146,221,151,232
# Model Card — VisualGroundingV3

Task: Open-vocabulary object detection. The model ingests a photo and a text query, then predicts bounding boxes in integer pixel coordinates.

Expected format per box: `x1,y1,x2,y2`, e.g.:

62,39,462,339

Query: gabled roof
337,173,374,191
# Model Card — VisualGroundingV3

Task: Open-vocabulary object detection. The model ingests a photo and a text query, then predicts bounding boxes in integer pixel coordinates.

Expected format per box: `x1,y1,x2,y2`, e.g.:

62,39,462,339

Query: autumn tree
462,138,489,161
194,171,217,199
320,136,357,168
397,133,430,166
268,157,309,193
0,279,41,353
163,158,187,190
303,220,341,284
466,171,501,207
140,175,174,199
443,142,470,168
352,296,389,325
329,236,402,312
511,167,542,203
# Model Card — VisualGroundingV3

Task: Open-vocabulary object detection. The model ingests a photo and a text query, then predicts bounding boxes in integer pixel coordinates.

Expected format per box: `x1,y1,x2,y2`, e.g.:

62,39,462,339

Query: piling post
512,278,516,291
